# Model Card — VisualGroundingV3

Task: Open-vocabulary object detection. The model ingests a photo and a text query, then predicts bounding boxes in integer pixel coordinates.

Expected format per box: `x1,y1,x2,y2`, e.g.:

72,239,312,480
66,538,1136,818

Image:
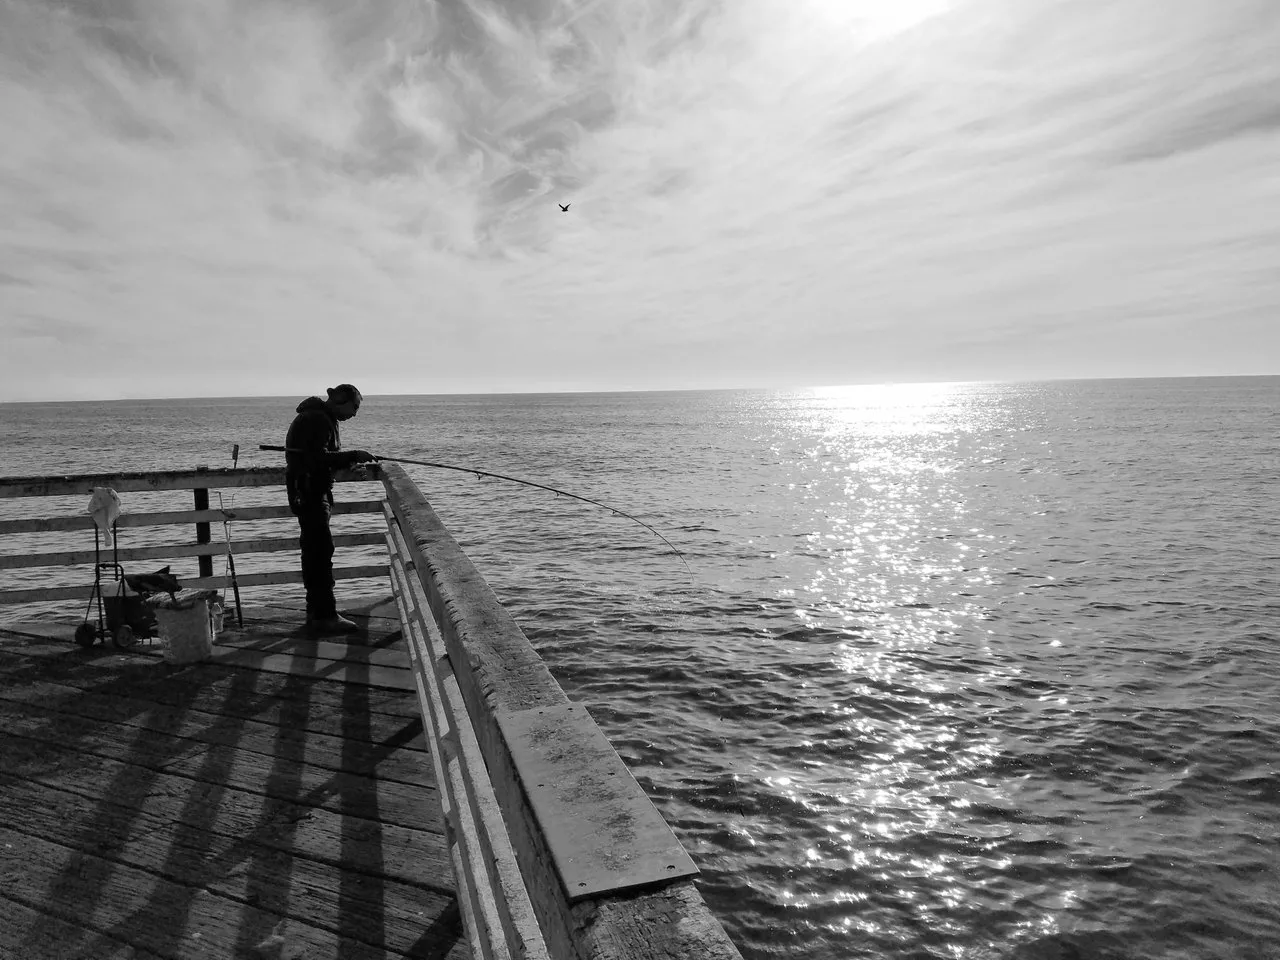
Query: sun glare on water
808,382,969,435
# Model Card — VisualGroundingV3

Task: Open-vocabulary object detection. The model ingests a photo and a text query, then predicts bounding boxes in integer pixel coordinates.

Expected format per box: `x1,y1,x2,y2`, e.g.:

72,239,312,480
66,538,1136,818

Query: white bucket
155,600,215,664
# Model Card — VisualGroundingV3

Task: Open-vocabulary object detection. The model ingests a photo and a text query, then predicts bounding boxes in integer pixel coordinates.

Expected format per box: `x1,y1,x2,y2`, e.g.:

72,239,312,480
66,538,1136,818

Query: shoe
303,611,341,624
308,614,360,635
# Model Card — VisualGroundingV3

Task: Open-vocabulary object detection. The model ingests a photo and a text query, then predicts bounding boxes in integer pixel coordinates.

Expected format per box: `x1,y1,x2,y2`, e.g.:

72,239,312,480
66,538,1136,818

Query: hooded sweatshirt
285,396,360,508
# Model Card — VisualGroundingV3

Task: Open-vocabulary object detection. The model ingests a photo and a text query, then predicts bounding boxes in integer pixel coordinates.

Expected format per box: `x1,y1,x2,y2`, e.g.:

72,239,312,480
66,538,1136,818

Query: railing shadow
15,655,260,958
232,646,316,956
336,641,387,957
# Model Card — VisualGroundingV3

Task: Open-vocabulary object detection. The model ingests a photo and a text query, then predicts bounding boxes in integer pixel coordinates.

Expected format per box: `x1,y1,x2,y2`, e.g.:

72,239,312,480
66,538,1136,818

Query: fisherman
284,384,377,634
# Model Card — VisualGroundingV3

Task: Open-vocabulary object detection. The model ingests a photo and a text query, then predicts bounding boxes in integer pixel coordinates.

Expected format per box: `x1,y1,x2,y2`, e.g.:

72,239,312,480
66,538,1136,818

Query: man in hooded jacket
285,383,377,634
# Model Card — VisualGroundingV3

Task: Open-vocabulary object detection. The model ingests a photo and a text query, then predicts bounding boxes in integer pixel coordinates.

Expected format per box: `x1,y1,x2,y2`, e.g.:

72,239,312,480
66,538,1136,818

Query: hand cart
74,522,166,649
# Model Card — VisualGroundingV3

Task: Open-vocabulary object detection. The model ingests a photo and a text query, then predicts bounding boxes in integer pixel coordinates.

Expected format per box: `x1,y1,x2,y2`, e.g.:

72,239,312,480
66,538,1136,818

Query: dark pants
295,499,336,620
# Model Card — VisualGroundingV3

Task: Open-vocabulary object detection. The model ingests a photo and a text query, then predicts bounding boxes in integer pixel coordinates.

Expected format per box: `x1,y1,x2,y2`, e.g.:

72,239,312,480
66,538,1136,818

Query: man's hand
347,450,378,464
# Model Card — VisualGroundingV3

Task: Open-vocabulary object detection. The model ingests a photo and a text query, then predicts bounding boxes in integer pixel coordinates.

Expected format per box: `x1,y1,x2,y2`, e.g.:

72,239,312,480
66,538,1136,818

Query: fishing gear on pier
216,490,244,628
258,444,689,573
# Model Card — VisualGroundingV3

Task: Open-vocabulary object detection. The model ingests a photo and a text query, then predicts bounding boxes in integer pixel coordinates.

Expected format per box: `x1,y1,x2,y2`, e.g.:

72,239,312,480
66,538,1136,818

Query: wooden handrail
0,467,298,499
0,501,383,536
385,505,549,960
0,532,386,571
378,462,742,960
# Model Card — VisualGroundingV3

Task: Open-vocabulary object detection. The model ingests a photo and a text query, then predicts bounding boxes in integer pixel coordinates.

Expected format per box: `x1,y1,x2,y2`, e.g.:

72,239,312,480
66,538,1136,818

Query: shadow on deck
0,596,468,960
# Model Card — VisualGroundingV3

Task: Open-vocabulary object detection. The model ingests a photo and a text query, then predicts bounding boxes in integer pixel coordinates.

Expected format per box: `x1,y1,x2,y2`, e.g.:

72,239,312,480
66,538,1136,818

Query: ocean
1,377,1278,960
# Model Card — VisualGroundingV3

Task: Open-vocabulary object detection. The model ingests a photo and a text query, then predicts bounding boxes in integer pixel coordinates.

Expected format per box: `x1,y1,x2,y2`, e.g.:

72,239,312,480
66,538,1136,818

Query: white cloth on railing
86,487,122,546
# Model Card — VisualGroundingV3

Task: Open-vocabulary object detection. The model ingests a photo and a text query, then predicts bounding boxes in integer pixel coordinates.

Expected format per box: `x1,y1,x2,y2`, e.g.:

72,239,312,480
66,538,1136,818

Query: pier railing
379,461,742,960
0,467,385,607
0,463,744,960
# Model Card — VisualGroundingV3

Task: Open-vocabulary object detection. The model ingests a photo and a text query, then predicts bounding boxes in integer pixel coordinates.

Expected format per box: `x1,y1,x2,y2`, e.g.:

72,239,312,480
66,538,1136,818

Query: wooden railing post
193,472,212,579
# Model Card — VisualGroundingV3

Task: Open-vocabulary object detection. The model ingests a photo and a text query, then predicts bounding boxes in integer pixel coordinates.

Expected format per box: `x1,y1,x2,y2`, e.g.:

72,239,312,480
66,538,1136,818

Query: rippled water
2,378,1278,960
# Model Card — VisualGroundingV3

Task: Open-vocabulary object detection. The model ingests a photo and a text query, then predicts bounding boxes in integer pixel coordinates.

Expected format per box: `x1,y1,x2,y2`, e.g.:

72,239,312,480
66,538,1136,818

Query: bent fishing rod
258,445,690,573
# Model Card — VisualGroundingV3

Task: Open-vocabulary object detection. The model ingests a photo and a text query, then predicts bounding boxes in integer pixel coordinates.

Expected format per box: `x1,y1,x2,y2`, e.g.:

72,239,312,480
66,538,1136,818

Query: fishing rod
219,443,244,627
216,490,244,628
258,445,690,573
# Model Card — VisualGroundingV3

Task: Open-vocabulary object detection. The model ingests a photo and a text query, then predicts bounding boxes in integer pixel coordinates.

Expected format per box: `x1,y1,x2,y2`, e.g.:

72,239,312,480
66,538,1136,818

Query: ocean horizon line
1,372,1277,406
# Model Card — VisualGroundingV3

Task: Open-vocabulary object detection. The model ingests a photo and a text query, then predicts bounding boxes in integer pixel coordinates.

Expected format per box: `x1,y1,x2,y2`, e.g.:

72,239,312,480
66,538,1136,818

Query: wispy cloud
1,0,1277,399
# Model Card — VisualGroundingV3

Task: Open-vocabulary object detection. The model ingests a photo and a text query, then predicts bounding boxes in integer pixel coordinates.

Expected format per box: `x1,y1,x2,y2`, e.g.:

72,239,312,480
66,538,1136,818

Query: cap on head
327,383,362,408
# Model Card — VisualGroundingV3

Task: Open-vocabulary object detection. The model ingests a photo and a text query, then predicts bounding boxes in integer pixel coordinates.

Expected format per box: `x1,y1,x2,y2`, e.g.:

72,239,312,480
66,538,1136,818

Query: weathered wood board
0,600,469,960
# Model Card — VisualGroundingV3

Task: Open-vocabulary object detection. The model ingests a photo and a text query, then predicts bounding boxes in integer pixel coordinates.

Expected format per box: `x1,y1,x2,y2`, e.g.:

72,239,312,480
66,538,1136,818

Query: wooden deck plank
0,613,392,648
0,891,171,960
0,635,415,691
0,826,466,960
0,701,440,834
204,632,413,666
0,677,430,787
0,645,422,724
0,599,472,960
0,627,416,670
0,777,463,958
203,646,415,690
0,679,433,788
0,598,402,650
0,730,453,884
0,634,409,696
0,680,449,863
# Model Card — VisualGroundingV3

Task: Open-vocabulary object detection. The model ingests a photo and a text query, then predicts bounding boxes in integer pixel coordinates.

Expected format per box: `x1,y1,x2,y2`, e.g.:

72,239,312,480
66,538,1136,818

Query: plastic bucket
155,600,214,664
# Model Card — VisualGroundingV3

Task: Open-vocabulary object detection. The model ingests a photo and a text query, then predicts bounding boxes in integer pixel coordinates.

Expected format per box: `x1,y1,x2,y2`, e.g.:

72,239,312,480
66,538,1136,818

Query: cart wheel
113,624,137,649
74,623,97,648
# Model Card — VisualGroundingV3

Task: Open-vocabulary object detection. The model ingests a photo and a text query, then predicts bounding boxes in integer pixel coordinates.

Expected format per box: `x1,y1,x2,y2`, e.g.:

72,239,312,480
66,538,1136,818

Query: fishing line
259,445,691,576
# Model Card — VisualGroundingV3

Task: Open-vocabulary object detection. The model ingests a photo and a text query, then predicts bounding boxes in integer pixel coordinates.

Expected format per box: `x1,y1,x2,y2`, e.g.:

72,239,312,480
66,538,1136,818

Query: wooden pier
0,462,744,960
0,597,465,960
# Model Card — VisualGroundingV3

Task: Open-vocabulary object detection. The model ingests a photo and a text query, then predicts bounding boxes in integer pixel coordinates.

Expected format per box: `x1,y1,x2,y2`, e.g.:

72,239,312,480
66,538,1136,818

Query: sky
1,0,1278,401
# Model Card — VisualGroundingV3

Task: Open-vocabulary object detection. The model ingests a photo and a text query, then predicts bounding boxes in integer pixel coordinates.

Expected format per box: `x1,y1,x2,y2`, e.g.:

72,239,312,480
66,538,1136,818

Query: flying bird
559,203,570,212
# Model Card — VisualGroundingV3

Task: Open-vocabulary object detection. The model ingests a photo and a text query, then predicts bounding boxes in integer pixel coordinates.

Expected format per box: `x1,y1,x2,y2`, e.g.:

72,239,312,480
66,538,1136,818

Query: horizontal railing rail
0,467,294,499
0,500,384,536
0,466,386,607
0,533,386,571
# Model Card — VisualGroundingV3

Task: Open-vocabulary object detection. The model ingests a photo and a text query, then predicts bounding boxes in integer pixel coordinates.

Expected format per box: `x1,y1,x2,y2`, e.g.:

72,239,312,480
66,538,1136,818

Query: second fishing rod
258,444,689,572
